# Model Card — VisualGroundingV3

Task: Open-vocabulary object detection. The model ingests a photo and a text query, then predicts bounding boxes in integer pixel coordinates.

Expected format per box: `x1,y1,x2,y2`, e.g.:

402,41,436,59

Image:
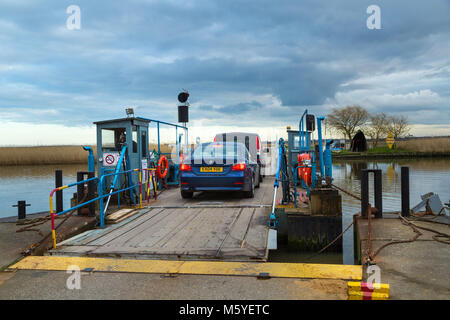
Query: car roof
199,141,247,148
214,132,260,138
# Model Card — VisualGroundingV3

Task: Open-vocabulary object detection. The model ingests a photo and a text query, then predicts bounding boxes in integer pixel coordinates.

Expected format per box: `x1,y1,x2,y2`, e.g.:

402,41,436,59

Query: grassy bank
333,137,450,159
0,144,174,166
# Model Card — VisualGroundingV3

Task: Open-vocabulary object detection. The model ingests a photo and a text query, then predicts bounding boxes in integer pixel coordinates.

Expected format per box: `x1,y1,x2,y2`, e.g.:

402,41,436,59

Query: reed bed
0,146,97,166
1,138,448,166
396,137,450,153
0,144,174,166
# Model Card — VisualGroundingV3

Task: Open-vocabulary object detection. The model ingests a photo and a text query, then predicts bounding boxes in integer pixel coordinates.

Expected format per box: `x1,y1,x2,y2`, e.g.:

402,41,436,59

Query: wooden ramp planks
51,179,274,261
51,206,269,261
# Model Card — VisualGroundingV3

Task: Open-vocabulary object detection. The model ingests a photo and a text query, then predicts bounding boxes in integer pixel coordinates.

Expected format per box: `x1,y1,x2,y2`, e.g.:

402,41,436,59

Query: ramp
50,180,275,261
51,207,268,261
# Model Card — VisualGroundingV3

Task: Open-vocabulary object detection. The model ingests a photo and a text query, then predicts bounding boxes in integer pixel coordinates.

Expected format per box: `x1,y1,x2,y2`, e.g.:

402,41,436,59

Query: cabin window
132,126,138,153
141,131,147,157
102,128,125,151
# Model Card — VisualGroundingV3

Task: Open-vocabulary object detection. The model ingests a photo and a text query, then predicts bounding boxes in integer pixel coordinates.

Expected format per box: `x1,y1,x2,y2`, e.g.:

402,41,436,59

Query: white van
214,132,264,181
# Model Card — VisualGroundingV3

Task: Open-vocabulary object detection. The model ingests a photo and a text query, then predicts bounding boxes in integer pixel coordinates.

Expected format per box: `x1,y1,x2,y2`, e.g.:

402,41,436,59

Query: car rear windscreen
191,143,246,161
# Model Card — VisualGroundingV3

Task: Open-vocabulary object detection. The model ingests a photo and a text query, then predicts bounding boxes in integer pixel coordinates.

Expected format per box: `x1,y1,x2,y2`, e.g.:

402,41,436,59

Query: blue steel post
176,126,178,156
311,152,316,189
109,146,127,194
186,127,189,152
99,177,105,227
103,146,128,214
157,122,160,155
317,116,325,177
269,138,284,228
83,146,95,173
325,140,333,178
293,165,297,208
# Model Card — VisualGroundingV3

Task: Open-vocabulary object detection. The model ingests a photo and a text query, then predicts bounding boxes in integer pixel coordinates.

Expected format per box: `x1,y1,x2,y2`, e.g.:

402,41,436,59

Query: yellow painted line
9,256,362,280
275,204,296,208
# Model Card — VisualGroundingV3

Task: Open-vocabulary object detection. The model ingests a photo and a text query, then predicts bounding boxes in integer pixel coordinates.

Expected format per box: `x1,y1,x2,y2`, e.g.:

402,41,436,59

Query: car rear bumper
180,172,251,192
182,186,243,191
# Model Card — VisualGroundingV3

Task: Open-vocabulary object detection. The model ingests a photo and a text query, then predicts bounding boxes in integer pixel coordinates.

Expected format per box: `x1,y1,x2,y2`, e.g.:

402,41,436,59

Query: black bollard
401,167,410,217
361,169,383,218
77,171,95,216
55,170,63,213
374,169,383,218
361,170,369,217
12,200,30,220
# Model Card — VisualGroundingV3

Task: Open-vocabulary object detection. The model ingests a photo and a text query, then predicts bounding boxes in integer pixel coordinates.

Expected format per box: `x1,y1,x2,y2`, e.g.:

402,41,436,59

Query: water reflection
0,164,87,217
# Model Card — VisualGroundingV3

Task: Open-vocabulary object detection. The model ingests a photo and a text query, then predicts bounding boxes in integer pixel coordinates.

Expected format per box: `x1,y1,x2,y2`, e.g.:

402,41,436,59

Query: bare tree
386,115,410,139
326,106,369,145
365,112,389,147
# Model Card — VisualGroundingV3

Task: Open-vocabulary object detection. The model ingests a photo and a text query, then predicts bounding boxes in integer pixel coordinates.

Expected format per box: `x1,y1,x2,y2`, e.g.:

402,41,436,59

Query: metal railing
49,168,157,249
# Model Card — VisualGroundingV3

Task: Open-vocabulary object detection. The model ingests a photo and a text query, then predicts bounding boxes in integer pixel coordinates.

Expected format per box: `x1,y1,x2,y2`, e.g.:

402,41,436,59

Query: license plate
200,167,223,173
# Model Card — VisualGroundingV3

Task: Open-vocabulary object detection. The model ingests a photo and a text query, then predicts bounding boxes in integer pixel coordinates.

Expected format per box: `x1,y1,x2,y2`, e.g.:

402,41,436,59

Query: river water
1,158,449,264
334,158,450,264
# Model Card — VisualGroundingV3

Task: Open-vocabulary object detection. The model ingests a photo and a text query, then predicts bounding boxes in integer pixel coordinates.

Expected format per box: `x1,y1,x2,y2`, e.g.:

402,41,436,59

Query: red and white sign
103,152,120,167
141,159,147,183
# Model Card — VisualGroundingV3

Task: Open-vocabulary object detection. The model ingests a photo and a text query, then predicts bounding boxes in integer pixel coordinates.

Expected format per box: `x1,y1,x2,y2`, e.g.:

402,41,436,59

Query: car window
191,143,245,161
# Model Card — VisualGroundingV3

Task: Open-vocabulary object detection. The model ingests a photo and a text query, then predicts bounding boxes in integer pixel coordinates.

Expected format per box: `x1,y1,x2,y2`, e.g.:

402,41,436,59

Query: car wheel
181,190,193,199
245,178,255,198
255,169,260,188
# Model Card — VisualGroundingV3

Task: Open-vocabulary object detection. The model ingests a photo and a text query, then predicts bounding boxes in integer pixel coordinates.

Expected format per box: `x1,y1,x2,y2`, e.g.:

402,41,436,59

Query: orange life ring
297,153,312,186
157,156,169,179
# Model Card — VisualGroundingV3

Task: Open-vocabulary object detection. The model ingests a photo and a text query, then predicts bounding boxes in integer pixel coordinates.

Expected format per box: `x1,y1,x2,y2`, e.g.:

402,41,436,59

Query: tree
386,115,410,139
326,106,369,145
365,112,389,147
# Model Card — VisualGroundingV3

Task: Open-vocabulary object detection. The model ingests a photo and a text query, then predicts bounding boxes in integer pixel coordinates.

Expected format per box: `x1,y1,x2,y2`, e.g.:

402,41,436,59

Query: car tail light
231,163,246,171
180,164,192,171
213,136,216,142
256,136,260,151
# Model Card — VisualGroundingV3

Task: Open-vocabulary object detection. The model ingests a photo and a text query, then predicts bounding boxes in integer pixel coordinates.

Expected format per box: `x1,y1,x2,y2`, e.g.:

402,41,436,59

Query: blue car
180,142,261,199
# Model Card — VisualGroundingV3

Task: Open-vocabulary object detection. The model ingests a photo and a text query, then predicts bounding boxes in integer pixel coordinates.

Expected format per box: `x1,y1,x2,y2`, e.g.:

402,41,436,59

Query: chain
331,183,361,201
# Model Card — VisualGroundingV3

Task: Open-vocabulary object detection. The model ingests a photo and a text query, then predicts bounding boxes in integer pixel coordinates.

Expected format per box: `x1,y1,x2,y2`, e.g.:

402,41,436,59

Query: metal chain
331,183,361,201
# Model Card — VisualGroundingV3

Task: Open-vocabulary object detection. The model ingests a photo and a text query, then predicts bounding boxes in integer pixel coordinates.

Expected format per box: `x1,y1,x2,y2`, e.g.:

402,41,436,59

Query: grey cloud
0,0,449,127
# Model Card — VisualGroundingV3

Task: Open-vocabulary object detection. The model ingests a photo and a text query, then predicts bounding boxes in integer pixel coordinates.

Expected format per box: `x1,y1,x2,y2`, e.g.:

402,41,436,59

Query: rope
331,183,361,201
323,182,450,263
20,188,89,254
299,183,361,260
370,212,449,260
305,221,354,260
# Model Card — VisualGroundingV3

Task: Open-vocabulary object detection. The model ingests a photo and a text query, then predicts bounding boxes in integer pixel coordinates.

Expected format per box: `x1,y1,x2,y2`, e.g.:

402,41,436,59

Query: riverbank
333,137,450,159
0,144,172,166
333,151,450,160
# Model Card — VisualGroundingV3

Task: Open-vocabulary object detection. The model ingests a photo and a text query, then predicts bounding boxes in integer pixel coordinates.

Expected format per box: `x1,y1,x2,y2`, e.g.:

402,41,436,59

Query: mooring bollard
401,167,410,217
361,169,383,218
55,169,63,213
77,171,95,216
12,200,30,220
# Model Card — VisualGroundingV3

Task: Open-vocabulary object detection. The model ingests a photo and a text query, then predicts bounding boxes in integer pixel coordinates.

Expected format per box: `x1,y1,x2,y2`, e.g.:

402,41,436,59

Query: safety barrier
348,282,390,300
49,168,157,249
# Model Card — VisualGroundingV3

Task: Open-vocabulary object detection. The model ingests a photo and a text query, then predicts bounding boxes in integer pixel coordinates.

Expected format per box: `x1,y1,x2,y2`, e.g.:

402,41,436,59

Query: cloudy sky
0,0,449,145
